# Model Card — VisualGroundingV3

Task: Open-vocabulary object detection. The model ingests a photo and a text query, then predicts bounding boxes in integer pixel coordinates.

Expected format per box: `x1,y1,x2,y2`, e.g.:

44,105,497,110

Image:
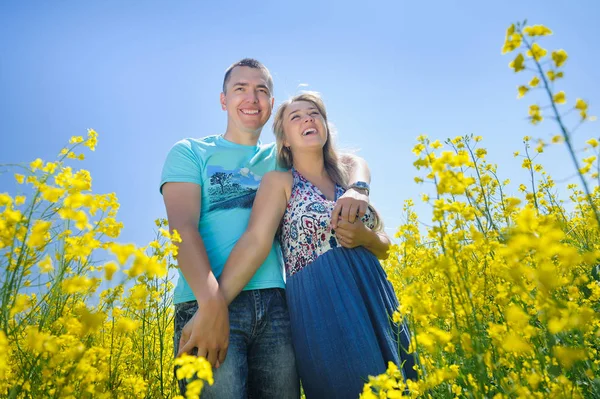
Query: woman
218,92,417,398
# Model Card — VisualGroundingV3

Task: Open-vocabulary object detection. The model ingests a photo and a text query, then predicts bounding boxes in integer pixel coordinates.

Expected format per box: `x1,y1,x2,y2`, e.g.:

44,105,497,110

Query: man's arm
162,182,229,368
331,153,371,228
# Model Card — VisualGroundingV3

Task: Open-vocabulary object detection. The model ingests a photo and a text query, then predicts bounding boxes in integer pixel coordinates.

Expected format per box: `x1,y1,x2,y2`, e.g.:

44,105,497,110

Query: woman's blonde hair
272,91,383,231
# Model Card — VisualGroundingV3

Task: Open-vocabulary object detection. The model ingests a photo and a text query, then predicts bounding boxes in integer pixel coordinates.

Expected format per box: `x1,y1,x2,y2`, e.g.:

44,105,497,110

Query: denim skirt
286,246,418,399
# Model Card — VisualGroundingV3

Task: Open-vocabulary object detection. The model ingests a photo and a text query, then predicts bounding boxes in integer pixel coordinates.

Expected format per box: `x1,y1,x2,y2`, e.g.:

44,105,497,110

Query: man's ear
220,92,227,110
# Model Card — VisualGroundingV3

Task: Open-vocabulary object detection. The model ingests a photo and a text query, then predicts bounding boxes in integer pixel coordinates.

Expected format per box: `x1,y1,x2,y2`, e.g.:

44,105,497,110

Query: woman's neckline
292,167,342,202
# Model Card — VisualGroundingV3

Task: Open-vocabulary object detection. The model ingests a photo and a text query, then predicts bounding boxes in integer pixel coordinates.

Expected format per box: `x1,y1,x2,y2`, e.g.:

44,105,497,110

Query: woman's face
282,100,328,152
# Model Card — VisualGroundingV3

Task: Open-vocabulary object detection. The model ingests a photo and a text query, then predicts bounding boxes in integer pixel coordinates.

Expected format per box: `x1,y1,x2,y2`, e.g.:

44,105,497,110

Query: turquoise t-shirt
160,135,285,304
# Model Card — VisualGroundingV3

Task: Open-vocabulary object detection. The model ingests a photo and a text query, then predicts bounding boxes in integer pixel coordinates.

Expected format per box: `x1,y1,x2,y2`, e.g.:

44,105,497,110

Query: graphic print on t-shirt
206,165,261,211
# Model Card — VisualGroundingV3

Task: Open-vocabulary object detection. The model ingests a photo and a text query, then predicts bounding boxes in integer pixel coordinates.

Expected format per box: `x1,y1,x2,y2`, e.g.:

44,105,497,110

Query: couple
160,59,417,398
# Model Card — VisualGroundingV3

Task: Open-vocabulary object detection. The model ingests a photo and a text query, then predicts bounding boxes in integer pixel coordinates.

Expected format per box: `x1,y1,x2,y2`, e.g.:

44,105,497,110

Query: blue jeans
174,288,300,399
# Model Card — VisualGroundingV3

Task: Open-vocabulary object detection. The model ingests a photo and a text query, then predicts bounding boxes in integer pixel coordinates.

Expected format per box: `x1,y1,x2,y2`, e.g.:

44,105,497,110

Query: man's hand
331,188,369,229
177,292,230,368
334,217,372,248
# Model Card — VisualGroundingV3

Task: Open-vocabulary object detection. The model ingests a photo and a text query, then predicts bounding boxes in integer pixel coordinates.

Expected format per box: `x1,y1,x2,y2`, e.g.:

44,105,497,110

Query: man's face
220,66,274,134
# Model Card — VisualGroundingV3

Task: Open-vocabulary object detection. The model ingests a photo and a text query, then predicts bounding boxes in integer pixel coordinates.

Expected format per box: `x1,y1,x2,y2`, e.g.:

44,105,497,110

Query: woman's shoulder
260,170,294,203
261,170,294,195
263,170,293,183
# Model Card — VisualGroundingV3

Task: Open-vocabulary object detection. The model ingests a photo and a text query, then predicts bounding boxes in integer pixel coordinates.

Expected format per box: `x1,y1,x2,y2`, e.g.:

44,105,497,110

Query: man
160,59,371,398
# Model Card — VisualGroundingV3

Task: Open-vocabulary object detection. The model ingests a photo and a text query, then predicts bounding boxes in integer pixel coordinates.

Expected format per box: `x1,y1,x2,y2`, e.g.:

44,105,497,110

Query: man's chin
241,123,265,133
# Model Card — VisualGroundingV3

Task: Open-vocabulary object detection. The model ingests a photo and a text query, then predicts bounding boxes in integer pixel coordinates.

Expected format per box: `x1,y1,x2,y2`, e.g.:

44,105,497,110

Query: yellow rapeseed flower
40,184,65,203
551,49,568,67
575,98,588,120
115,317,140,333
546,70,564,82
526,43,547,61
529,76,540,87
85,129,98,151
412,143,425,156
528,104,542,124
553,346,587,369
14,174,25,184
174,353,214,387
27,220,52,249
553,91,566,104
502,33,523,54
10,294,32,317
523,24,553,37
108,242,137,265
103,261,119,280
586,138,598,148
69,136,84,144
502,333,531,353
30,158,43,172
517,85,529,99
42,161,57,174
61,276,95,294
38,255,54,273
430,140,442,149
509,53,525,72
0,330,9,380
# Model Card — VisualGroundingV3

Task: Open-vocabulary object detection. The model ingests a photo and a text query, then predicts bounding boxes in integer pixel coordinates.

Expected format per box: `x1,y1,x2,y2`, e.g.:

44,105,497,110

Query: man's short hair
222,58,274,94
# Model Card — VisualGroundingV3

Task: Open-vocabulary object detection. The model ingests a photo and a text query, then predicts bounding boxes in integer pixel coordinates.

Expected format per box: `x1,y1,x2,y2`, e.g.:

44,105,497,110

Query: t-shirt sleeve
160,140,203,194
266,142,289,172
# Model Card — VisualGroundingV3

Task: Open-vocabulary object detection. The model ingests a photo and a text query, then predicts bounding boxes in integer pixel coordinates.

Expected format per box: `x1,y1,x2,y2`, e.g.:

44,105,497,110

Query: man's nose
247,90,258,103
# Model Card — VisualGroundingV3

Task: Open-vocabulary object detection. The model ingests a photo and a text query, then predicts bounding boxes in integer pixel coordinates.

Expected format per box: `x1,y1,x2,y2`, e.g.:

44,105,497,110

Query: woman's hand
334,218,371,248
334,218,391,259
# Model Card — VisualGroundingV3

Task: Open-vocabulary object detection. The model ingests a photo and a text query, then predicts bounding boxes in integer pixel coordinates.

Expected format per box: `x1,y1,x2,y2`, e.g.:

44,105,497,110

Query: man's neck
222,126,261,146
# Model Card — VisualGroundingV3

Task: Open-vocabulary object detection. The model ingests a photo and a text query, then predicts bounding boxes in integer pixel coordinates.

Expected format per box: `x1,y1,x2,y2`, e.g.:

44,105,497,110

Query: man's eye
235,87,244,91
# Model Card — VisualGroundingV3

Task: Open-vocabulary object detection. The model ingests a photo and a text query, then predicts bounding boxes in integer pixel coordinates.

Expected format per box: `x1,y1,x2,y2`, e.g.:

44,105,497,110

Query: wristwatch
348,181,370,196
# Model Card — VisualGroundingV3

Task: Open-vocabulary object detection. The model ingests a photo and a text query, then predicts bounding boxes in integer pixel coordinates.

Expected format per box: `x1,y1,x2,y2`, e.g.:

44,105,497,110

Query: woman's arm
218,171,291,304
331,154,371,228
362,230,391,260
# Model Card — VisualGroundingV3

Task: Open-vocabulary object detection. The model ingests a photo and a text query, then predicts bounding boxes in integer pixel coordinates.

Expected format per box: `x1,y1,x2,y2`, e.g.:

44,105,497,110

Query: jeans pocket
174,301,198,355
175,301,197,325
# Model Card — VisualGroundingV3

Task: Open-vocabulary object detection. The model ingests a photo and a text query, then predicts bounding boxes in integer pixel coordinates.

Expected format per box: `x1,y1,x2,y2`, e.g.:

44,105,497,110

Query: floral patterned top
279,168,376,277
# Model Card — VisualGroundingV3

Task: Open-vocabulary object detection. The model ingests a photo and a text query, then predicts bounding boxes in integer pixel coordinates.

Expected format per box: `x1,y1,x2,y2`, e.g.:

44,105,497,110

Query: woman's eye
291,115,299,120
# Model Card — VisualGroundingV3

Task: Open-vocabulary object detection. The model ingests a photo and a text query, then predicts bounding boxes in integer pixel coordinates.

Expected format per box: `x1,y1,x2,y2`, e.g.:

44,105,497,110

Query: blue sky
1,0,599,246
